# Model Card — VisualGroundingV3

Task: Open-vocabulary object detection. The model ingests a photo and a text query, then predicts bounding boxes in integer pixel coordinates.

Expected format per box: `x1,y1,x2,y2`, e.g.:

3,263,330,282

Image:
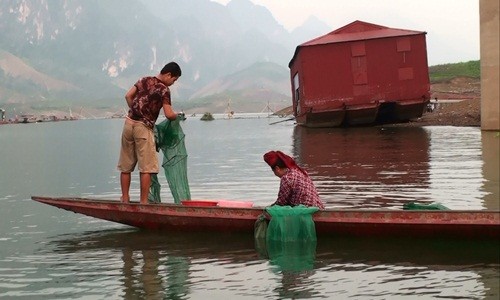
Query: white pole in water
260,100,274,117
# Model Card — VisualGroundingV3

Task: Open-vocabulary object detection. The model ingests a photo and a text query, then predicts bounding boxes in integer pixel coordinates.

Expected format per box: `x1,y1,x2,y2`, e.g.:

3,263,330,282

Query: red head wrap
263,150,307,175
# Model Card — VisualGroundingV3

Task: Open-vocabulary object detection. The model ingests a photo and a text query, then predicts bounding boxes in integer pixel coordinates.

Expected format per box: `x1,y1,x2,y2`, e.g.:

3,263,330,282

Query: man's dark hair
161,62,182,77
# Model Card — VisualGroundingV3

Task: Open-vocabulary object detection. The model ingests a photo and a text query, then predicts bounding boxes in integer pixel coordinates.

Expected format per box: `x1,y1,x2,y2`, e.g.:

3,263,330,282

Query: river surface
0,115,499,299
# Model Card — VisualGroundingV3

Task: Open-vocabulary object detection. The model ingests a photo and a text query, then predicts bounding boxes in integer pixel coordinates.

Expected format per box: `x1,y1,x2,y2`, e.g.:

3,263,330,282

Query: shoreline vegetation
1,97,480,128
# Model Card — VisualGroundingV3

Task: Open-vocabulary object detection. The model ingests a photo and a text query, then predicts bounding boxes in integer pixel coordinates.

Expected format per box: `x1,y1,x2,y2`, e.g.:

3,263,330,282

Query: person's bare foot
121,197,130,203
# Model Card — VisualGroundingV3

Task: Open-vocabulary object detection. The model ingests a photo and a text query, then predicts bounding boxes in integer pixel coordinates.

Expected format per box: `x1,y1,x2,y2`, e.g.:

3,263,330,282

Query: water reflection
292,126,432,208
121,248,189,299
46,230,258,299
37,230,499,299
257,239,318,298
481,131,500,210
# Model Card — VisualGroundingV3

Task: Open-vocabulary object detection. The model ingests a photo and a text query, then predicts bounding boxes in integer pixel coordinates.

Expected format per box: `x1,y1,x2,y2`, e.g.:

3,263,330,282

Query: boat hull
295,99,428,128
32,196,500,239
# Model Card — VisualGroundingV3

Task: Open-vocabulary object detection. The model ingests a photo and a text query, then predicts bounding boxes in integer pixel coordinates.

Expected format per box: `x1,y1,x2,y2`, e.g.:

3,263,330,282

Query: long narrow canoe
32,196,500,239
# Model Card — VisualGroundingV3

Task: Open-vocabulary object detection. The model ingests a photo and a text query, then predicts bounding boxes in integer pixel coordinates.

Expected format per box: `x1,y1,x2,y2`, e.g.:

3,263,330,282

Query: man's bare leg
140,172,151,204
120,172,131,203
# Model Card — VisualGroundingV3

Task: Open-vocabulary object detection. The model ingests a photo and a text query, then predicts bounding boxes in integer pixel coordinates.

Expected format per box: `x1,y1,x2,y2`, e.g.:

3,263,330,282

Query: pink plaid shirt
274,168,325,209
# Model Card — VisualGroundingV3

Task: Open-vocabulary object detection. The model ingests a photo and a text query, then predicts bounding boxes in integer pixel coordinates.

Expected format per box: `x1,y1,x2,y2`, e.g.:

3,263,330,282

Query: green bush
429,60,480,83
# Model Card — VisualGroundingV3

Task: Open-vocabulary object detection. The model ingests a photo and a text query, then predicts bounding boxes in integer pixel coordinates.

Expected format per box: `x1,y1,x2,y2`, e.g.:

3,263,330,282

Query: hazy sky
211,0,480,66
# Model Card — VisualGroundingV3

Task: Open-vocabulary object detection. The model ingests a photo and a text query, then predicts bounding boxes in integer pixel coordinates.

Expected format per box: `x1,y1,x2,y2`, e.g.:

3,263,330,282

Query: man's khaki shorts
117,119,159,173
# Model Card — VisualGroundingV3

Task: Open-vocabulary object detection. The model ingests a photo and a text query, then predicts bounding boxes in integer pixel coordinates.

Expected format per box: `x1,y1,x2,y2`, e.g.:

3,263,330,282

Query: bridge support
480,0,499,131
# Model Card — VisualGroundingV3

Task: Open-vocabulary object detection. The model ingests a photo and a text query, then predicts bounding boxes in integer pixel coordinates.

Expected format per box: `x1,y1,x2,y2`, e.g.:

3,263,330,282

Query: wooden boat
31,196,500,239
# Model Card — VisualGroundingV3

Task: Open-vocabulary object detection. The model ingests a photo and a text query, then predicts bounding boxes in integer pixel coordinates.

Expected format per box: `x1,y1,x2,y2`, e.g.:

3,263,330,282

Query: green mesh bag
148,117,191,204
265,205,319,242
403,202,450,210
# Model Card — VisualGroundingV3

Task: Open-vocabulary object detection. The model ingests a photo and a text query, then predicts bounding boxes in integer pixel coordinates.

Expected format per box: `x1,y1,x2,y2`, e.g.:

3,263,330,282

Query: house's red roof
289,20,427,67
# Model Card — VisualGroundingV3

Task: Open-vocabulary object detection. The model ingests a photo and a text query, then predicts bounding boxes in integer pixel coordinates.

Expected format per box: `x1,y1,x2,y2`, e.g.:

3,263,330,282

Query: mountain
0,0,331,117
184,61,291,113
291,16,332,47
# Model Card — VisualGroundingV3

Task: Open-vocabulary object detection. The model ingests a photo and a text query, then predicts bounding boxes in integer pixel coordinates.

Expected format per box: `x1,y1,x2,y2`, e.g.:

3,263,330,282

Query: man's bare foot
121,197,130,203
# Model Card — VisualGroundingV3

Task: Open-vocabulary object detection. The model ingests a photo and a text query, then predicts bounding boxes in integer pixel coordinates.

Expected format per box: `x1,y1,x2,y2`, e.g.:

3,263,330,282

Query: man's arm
125,86,137,108
163,103,178,120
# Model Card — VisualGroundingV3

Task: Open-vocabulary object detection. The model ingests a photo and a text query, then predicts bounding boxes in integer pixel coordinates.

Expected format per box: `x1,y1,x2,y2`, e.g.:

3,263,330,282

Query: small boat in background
31,196,500,240
200,112,214,121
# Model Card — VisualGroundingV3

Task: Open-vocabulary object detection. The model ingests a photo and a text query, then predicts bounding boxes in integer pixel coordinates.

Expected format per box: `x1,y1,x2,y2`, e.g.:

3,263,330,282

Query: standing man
117,62,182,204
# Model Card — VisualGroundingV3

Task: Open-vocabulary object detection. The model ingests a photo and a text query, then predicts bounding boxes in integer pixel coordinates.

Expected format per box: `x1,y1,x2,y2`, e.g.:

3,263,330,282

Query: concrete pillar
480,0,500,130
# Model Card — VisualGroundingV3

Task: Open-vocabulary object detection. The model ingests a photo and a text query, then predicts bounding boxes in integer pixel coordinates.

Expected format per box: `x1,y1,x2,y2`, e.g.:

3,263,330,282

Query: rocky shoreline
393,98,480,127
405,76,481,127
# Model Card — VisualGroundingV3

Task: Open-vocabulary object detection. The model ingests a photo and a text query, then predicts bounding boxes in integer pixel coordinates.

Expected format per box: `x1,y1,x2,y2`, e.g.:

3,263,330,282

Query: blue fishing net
148,117,191,204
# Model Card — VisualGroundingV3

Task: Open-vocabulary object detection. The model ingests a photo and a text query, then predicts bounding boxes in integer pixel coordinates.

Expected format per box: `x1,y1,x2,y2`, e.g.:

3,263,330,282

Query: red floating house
288,20,431,127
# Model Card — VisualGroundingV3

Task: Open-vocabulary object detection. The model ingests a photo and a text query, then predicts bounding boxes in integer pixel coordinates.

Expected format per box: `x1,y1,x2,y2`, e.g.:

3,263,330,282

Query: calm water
0,116,499,299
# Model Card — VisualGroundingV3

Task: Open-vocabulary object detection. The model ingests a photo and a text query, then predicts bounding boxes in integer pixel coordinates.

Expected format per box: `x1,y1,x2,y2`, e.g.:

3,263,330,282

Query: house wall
290,34,429,114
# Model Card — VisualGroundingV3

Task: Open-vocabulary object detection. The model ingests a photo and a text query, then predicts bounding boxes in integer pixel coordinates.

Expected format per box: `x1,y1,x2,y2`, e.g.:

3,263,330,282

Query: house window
397,37,411,63
351,56,368,85
351,42,366,57
398,67,414,80
351,42,367,85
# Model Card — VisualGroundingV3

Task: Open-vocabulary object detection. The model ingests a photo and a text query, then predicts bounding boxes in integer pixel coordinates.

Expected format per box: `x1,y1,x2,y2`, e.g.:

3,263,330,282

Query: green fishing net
403,202,450,210
148,117,191,204
255,212,317,272
265,205,319,242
